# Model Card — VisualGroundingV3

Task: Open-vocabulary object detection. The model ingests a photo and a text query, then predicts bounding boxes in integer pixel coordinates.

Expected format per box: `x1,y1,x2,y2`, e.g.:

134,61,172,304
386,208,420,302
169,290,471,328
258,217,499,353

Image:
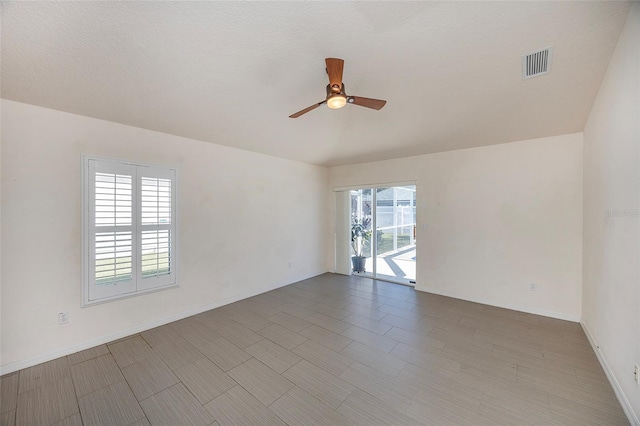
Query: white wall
331,133,584,321
0,100,329,372
582,3,640,423
0,89,3,369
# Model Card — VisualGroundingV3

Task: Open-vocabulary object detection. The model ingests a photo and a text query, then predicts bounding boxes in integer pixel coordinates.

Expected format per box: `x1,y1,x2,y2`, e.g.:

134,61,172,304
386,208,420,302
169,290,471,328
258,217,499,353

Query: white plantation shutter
88,160,136,301
84,157,177,305
137,167,176,289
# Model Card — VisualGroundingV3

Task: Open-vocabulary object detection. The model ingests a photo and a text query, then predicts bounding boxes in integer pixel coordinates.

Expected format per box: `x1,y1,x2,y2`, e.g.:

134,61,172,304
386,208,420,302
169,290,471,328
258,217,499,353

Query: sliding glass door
350,185,416,285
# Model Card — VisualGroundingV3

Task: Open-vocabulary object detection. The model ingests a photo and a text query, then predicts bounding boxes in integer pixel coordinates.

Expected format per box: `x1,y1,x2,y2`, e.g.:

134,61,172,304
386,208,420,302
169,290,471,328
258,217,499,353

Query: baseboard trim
0,273,322,375
417,286,580,322
581,321,639,425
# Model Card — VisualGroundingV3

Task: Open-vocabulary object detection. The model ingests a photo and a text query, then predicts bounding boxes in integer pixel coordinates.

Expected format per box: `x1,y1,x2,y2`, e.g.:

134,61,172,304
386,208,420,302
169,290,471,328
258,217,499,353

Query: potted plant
351,220,371,273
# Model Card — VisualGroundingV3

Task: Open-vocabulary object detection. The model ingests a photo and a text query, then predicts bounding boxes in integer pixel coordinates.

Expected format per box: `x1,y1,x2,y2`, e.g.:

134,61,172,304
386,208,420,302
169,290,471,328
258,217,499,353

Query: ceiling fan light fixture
327,94,347,109
288,58,386,118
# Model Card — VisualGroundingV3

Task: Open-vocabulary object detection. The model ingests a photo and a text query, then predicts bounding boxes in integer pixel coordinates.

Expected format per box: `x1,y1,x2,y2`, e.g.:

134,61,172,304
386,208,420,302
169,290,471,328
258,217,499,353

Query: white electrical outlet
58,312,69,325
529,283,537,291
634,364,639,385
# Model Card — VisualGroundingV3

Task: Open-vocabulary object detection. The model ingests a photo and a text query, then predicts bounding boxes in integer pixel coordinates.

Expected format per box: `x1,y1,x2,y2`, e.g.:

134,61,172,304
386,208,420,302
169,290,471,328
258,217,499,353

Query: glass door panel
375,186,416,284
350,189,373,276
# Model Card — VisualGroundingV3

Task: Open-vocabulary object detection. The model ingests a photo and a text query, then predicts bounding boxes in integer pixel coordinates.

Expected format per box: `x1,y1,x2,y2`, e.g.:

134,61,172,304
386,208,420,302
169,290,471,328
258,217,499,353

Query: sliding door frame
333,181,417,286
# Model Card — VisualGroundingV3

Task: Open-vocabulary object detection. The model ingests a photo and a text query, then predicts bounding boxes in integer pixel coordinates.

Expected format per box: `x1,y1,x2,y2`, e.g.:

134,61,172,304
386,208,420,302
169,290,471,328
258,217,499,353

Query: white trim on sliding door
332,181,417,192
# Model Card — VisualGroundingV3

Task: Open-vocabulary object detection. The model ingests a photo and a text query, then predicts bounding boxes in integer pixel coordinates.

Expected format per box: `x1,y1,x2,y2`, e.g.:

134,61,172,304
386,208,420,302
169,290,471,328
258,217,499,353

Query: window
82,156,177,305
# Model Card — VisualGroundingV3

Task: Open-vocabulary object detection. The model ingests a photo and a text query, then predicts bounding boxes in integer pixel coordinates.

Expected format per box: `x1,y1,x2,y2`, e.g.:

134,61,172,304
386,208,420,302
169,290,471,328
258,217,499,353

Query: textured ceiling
1,1,631,166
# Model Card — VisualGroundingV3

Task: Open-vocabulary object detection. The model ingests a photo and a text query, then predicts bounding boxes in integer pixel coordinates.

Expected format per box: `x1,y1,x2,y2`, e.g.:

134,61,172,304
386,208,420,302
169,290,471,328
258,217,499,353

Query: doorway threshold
352,273,415,288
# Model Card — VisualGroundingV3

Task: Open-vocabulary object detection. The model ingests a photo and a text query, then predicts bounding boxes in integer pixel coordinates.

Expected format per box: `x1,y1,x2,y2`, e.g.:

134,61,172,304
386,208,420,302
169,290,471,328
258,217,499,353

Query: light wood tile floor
0,273,629,425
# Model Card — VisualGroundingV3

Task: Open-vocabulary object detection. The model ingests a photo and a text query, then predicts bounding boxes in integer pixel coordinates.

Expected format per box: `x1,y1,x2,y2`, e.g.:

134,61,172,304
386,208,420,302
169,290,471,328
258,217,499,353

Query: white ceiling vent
522,47,553,79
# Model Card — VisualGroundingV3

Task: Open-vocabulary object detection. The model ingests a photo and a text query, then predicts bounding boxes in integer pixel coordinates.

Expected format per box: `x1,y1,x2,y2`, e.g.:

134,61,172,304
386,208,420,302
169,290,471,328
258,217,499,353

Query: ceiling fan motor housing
326,83,346,97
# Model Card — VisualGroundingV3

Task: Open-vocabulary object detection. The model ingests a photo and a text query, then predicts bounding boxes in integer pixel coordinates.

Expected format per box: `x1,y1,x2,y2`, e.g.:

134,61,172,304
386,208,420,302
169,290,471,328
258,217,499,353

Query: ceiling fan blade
349,96,387,110
289,101,325,118
325,58,344,89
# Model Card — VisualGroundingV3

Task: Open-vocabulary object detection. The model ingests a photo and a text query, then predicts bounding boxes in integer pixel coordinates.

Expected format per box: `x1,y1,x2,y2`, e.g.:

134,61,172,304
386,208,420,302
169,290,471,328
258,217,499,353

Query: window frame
82,155,178,307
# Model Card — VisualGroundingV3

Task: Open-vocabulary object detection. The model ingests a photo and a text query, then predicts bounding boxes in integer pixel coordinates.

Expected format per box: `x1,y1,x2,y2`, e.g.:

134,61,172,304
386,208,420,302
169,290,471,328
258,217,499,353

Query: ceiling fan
289,58,387,118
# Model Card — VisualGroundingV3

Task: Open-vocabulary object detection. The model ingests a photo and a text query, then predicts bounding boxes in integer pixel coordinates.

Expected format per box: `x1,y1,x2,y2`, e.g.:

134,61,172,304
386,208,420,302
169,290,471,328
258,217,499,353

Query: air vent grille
522,47,553,79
